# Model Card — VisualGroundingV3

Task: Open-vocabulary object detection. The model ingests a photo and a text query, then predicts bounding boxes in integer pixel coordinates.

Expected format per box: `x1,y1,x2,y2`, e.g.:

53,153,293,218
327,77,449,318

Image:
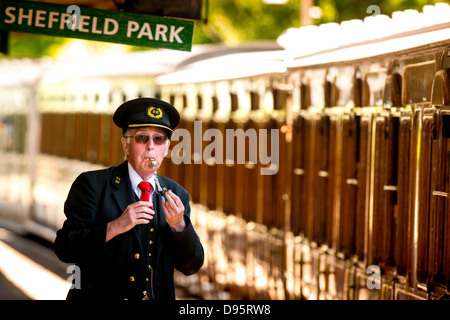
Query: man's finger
168,190,183,207
164,191,176,208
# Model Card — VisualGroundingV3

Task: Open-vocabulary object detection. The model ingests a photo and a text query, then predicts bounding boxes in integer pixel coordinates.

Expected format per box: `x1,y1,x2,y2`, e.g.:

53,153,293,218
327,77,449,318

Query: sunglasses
124,133,168,145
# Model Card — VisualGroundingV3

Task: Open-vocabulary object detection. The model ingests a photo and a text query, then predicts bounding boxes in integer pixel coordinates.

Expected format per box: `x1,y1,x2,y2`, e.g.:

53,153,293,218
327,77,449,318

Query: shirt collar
127,162,156,200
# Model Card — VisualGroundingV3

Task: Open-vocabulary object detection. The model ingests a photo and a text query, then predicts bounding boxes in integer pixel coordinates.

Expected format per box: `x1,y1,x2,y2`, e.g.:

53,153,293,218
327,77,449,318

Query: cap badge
148,106,163,119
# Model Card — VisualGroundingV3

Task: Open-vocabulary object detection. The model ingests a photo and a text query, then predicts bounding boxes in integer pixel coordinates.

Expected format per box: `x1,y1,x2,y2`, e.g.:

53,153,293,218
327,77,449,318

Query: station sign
0,0,194,51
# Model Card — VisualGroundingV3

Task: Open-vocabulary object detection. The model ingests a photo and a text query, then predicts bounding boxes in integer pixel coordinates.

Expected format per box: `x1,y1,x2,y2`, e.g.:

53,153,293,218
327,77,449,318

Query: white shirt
127,162,156,203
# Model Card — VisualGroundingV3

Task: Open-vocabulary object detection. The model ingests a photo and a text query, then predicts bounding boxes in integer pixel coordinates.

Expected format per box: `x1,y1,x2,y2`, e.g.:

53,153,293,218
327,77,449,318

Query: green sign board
0,0,194,51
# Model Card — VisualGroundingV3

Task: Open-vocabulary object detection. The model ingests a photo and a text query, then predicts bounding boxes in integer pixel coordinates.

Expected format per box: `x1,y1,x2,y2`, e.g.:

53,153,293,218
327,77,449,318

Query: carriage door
403,59,436,293
372,67,404,300
427,54,450,295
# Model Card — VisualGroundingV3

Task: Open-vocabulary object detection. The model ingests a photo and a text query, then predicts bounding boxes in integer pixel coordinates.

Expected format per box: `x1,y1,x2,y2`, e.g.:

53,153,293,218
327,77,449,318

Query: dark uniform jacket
54,161,204,300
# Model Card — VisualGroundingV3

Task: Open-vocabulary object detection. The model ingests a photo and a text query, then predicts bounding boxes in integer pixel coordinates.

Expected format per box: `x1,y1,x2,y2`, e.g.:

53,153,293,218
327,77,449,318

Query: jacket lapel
111,161,144,250
154,177,169,262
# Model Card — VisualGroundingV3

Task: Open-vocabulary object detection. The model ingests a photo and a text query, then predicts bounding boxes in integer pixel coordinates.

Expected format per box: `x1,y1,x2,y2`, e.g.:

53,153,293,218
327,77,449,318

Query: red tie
138,181,152,202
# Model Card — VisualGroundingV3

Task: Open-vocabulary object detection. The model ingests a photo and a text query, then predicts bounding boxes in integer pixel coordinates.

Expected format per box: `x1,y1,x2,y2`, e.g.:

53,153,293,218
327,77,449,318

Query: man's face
121,127,170,180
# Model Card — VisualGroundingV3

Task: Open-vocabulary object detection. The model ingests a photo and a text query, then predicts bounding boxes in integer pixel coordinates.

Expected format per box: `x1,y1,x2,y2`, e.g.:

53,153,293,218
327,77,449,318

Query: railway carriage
278,4,450,300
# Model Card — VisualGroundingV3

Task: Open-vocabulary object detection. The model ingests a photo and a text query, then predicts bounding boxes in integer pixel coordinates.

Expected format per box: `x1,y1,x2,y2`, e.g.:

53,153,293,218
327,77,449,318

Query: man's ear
121,136,129,156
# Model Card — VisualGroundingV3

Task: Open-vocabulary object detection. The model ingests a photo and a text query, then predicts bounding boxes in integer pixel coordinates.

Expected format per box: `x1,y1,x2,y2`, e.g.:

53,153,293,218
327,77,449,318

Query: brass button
148,253,152,257
129,276,135,282
134,253,140,260
149,240,153,245
143,291,147,296
150,228,155,232
148,265,152,270
146,278,149,282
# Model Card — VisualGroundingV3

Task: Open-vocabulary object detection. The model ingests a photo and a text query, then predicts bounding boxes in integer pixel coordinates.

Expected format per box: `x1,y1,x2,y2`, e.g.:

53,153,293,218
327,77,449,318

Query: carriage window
383,73,402,107
212,96,219,114
168,94,175,105
230,92,239,112
353,77,363,107
364,71,387,106
250,91,260,111
403,61,435,104
272,88,286,110
324,81,333,107
334,74,353,107
197,94,203,111
310,77,325,108
300,83,311,109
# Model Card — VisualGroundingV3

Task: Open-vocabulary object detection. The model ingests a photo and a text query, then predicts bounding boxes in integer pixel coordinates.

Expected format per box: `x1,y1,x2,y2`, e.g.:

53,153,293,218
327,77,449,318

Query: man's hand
162,190,186,232
106,201,154,242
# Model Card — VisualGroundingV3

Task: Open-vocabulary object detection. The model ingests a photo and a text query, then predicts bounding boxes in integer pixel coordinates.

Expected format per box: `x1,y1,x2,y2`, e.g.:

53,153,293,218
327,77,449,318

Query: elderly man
54,97,204,300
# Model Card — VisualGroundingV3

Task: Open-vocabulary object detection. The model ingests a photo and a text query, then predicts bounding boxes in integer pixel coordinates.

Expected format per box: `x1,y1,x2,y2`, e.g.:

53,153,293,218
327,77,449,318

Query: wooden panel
290,115,307,235
40,113,51,154
325,113,339,246
305,113,316,240
242,119,260,223
355,113,371,263
213,121,226,213
261,118,276,227
198,120,209,207
223,119,238,216
384,115,399,269
396,109,413,277
339,112,358,257
63,113,76,159
312,113,328,245
86,113,99,163
190,120,203,205
408,107,422,286
53,113,65,156
205,119,220,211
97,113,111,166
275,117,287,230
417,107,435,285
74,113,88,161
372,114,386,267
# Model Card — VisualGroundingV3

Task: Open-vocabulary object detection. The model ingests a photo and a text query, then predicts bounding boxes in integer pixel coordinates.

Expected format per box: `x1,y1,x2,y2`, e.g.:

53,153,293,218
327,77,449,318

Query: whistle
149,158,166,200
149,158,157,168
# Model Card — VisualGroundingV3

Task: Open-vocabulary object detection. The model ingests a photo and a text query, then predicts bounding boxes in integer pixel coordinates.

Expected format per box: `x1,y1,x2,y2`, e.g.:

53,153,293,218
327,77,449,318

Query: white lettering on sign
155,24,168,41
138,23,153,40
126,21,184,43
48,11,59,28
4,7,15,24
170,25,184,43
103,18,119,35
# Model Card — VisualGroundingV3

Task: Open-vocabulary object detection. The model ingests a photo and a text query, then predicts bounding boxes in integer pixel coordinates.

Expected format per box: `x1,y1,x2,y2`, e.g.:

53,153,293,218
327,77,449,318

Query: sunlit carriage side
280,3,450,300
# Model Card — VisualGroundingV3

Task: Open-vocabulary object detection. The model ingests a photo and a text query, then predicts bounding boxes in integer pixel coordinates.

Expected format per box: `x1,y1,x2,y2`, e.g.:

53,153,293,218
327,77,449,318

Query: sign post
0,0,194,51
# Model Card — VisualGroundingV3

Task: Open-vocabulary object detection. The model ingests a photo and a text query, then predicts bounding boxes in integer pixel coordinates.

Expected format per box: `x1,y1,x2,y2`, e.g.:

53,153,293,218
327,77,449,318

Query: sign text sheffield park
0,0,194,51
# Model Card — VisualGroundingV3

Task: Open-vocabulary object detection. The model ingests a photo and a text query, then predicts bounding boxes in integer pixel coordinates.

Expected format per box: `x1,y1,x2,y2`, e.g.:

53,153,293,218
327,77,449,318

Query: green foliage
5,33,69,58
195,0,300,44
